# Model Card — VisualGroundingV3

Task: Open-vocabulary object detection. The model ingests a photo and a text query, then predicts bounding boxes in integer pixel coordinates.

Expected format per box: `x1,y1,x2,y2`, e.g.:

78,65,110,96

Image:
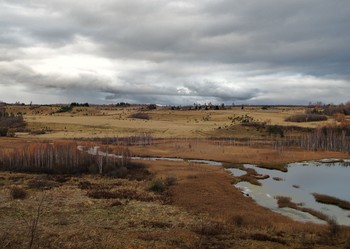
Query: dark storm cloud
0,0,350,104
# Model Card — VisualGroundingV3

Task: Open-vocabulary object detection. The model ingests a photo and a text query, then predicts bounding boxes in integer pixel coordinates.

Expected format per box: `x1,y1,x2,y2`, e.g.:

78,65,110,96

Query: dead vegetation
285,113,328,122
313,193,350,210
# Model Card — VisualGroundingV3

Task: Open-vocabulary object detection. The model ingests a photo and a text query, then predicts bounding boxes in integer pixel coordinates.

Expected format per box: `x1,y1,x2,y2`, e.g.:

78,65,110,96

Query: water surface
231,160,350,226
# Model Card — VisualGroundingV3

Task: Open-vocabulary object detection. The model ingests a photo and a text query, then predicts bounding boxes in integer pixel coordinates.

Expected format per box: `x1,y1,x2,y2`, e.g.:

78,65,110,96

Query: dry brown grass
313,193,350,210
1,155,349,248
0,172,198,248
128,139,350,166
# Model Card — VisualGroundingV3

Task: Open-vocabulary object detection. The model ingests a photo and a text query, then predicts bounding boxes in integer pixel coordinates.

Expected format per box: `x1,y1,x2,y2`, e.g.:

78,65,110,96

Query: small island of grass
312,193,350,210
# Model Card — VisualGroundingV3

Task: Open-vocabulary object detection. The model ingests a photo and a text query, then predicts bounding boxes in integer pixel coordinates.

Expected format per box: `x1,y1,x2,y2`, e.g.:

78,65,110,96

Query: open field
1,104,350,248
5,105,340,139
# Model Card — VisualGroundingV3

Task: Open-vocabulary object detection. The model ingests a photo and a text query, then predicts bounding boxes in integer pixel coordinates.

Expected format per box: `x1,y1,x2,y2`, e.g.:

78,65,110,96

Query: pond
228,160,350,226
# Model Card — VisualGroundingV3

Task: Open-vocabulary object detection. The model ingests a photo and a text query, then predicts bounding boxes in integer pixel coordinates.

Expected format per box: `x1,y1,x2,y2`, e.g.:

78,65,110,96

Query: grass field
1,104,350,248
6,105,337,139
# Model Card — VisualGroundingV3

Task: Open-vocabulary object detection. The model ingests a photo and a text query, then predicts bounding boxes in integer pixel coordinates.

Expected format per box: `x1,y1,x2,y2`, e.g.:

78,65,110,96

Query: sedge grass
313,193,350,210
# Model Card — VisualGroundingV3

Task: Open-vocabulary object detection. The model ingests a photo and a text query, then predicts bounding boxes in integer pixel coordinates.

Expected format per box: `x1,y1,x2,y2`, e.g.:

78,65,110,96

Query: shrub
147,104,157,110
110,200,123,207
285,114,328,122
323,104,350,116
194,219,226,236
56,105,73,113
10,187,28,199
30,130,46,135
250,233,286,245
164,176,177,186
327,217,339,238
266,125,284,137
87,188,157,201
128,112,150,120
230,215,244,227
87,190,120,199
148,179,165,193
106,166,128,178
78,181,93,190
0,127,8,136
333,113,346,122
344,237,350,249
27,179,58,190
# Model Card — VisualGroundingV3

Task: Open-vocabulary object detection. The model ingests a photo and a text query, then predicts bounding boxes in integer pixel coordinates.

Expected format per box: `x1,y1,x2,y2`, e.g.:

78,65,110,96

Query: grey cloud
0,0,350,104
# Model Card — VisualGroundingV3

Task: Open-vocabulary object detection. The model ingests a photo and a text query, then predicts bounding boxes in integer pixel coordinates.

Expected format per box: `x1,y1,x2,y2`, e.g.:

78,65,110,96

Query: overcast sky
1,0,350,105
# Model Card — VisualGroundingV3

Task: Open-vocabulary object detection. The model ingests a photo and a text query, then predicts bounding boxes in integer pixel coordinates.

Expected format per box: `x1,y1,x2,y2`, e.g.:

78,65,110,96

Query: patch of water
234,161,350,226
225,168,246,177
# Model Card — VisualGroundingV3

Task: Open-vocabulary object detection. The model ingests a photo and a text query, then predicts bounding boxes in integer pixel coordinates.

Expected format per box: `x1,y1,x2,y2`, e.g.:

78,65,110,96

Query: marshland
1,102,350,248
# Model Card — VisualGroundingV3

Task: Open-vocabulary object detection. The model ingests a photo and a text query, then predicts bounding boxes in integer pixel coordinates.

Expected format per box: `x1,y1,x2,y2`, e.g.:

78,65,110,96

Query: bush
285,114,328,122
106,166,128,178
128,112,150,120
56,105,73,113
266,125,284,137
27,178,58,190
147,104,157,110
164,176,177,186
327,217,339,238
193,219,226,236
333,113,346,122
148,179,165,193
87,190,120,199
78,181,93,190
323,104,350,116
10,187,28,199
230,215,244,227
0,127,8,136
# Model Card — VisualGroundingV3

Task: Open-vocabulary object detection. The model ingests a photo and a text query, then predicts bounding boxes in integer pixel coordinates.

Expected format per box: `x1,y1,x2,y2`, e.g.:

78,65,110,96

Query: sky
0,0,350,105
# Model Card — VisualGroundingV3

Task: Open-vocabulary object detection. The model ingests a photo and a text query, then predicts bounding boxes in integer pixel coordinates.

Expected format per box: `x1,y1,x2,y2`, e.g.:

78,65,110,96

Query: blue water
230,160,350,226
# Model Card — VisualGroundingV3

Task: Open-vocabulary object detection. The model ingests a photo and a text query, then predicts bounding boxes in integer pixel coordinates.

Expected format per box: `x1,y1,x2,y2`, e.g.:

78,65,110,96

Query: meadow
1,103,350,248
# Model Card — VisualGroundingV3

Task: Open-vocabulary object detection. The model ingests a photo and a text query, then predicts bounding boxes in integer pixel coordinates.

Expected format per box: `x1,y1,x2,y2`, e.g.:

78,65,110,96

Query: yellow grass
5,105,336,139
